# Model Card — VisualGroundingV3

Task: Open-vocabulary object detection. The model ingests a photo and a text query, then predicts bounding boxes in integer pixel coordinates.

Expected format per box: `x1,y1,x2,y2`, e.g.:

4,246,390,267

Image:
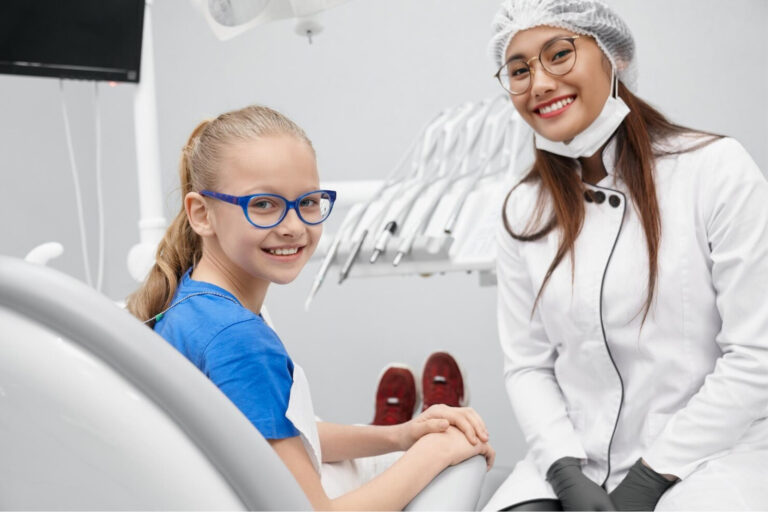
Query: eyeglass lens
500,38,577,95
246,192,333,227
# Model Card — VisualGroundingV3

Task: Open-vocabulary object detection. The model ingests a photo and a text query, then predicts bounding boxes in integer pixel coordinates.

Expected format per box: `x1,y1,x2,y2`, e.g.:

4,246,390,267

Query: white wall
1,0,766,470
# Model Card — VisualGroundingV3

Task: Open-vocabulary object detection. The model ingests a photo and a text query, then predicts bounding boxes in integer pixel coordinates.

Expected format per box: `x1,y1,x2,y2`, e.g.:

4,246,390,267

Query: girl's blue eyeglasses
200,189,337,229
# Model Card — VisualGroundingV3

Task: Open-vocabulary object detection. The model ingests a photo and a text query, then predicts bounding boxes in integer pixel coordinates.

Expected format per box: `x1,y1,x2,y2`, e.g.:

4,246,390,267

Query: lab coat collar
601,135,619,177
574,134,620,189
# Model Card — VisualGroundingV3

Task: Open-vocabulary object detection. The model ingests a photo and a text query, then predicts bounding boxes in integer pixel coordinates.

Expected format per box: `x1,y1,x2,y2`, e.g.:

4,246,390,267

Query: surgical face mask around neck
533,70,630,159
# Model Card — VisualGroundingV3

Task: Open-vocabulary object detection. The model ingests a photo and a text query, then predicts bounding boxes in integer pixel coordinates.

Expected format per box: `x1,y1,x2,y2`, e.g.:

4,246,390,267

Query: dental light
194,0,352,43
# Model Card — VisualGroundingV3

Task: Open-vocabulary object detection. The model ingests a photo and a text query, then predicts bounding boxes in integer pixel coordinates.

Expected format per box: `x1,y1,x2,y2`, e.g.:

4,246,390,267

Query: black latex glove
609,458,676,511
546,456,615,511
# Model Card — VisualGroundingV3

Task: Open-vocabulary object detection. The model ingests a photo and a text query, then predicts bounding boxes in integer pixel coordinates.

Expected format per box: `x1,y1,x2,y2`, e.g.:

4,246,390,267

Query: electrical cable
94,82,106,292
60,80,93,287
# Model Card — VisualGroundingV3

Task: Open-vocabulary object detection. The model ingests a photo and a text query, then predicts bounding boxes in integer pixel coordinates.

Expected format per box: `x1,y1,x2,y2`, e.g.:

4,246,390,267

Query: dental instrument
304,203,362,310
369,221,396,263
336,108,454,283
391,100,495,266
369,172,437,265
367,102,478,267
337,228,368,284
367,151,445,265
307,94,531,296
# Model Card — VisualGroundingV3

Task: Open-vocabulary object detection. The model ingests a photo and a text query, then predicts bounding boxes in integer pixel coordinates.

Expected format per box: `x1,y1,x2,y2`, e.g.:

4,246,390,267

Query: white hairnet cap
489,0,638,91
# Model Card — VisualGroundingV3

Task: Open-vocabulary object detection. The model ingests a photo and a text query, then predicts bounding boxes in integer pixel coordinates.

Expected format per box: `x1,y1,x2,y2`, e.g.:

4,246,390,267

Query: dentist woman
485,1,768,510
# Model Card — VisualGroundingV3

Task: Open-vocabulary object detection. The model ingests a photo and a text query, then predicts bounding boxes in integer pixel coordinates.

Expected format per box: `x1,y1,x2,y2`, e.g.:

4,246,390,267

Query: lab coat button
584,190,594,203
594,191,606,204
609,194,620,207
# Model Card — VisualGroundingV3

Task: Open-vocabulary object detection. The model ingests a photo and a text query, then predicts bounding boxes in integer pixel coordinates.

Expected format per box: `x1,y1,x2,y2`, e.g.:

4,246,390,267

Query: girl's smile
261,245,306,261
187,133,323,293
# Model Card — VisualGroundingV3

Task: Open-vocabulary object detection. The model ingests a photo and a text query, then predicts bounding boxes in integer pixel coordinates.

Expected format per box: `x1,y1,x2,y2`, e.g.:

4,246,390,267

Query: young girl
484,0,768,510
126,105,494,510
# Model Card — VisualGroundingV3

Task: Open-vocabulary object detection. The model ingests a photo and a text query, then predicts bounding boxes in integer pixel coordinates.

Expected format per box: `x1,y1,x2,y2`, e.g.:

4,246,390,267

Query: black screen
0,0,145,83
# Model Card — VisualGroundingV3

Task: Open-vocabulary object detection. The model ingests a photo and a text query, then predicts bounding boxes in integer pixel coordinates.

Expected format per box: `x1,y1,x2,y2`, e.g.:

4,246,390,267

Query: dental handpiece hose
364,109,454,266
338,228,368,284
443,109,520,234
305,203,362,310
334,110,452,285
368,175,434,264
337,171,418,282
391,162,466,267
305,235,342,309
443,124,513,234
391,107,489,266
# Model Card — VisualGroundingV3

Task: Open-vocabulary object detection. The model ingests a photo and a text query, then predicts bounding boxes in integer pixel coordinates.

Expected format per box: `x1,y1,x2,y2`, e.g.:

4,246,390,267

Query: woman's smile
534,95,576,118
505,26,612,142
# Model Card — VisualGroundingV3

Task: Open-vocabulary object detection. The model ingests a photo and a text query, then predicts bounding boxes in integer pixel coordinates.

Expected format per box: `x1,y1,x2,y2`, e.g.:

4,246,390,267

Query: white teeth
268,248,299,256
540,96,573,114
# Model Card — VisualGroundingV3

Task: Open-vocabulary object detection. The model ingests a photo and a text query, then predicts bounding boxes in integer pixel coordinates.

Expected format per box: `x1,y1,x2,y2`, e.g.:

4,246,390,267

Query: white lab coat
484,135,768,510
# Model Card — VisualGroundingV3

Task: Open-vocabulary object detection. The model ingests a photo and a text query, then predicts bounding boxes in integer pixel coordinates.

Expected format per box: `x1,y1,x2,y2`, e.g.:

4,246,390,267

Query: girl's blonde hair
126,105,313,325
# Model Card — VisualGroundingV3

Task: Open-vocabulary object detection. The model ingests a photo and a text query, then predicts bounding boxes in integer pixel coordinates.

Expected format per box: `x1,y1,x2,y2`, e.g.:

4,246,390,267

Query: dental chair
0,256,485,510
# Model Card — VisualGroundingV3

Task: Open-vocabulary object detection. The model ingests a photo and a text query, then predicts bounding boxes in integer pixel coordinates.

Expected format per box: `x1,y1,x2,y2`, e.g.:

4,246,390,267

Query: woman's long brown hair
504,82,721,323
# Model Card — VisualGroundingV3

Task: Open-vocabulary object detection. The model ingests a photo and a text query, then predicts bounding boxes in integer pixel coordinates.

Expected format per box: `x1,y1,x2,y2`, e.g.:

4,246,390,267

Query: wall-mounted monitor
0,0,145,83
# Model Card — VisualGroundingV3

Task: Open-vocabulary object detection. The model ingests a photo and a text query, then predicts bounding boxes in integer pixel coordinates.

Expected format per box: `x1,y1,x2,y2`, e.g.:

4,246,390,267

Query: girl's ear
185,192,215,237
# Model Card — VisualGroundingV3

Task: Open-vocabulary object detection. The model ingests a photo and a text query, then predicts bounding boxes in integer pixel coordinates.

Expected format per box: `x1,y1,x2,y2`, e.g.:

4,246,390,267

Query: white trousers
485,449,768,511
321,451,403,499
656,449,768,511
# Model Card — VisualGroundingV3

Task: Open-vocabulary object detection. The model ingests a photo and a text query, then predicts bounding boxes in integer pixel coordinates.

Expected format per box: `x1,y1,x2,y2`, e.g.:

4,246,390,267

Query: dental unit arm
305,94,530,307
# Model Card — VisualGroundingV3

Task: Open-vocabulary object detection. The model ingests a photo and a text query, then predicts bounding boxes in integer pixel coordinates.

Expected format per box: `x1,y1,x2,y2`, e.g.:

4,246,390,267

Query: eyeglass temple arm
201,190,240,205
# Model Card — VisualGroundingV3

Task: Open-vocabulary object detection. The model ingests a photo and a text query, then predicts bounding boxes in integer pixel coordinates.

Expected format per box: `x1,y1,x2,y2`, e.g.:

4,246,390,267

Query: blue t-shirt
154,270,300,439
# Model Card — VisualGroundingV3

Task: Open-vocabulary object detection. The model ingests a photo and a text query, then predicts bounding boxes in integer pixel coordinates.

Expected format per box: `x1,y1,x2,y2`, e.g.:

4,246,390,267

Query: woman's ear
601,54,613,77
185,192,215,237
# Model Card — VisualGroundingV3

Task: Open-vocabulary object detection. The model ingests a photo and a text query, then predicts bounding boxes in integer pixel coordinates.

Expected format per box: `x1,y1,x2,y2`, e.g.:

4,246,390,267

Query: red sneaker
421,351,467,411
371,364,419,426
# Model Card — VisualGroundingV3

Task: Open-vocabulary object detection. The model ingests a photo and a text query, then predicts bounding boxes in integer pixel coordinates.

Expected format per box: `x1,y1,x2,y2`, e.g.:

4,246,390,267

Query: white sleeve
496,197,587,477
644,138,768,479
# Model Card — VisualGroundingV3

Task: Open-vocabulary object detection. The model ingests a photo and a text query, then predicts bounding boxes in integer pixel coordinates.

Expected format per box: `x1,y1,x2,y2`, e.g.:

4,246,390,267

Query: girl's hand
396,404,489,450
422,426,496,470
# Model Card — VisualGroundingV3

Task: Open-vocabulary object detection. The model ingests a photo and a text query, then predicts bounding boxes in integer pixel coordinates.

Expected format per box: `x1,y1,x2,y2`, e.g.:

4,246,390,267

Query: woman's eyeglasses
494,36,581,95
201,189,336,229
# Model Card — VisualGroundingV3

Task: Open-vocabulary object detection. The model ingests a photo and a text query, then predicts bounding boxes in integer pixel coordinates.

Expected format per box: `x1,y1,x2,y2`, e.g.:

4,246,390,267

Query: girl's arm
318,405,489,462
317,423,400,463
270,426,494,511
